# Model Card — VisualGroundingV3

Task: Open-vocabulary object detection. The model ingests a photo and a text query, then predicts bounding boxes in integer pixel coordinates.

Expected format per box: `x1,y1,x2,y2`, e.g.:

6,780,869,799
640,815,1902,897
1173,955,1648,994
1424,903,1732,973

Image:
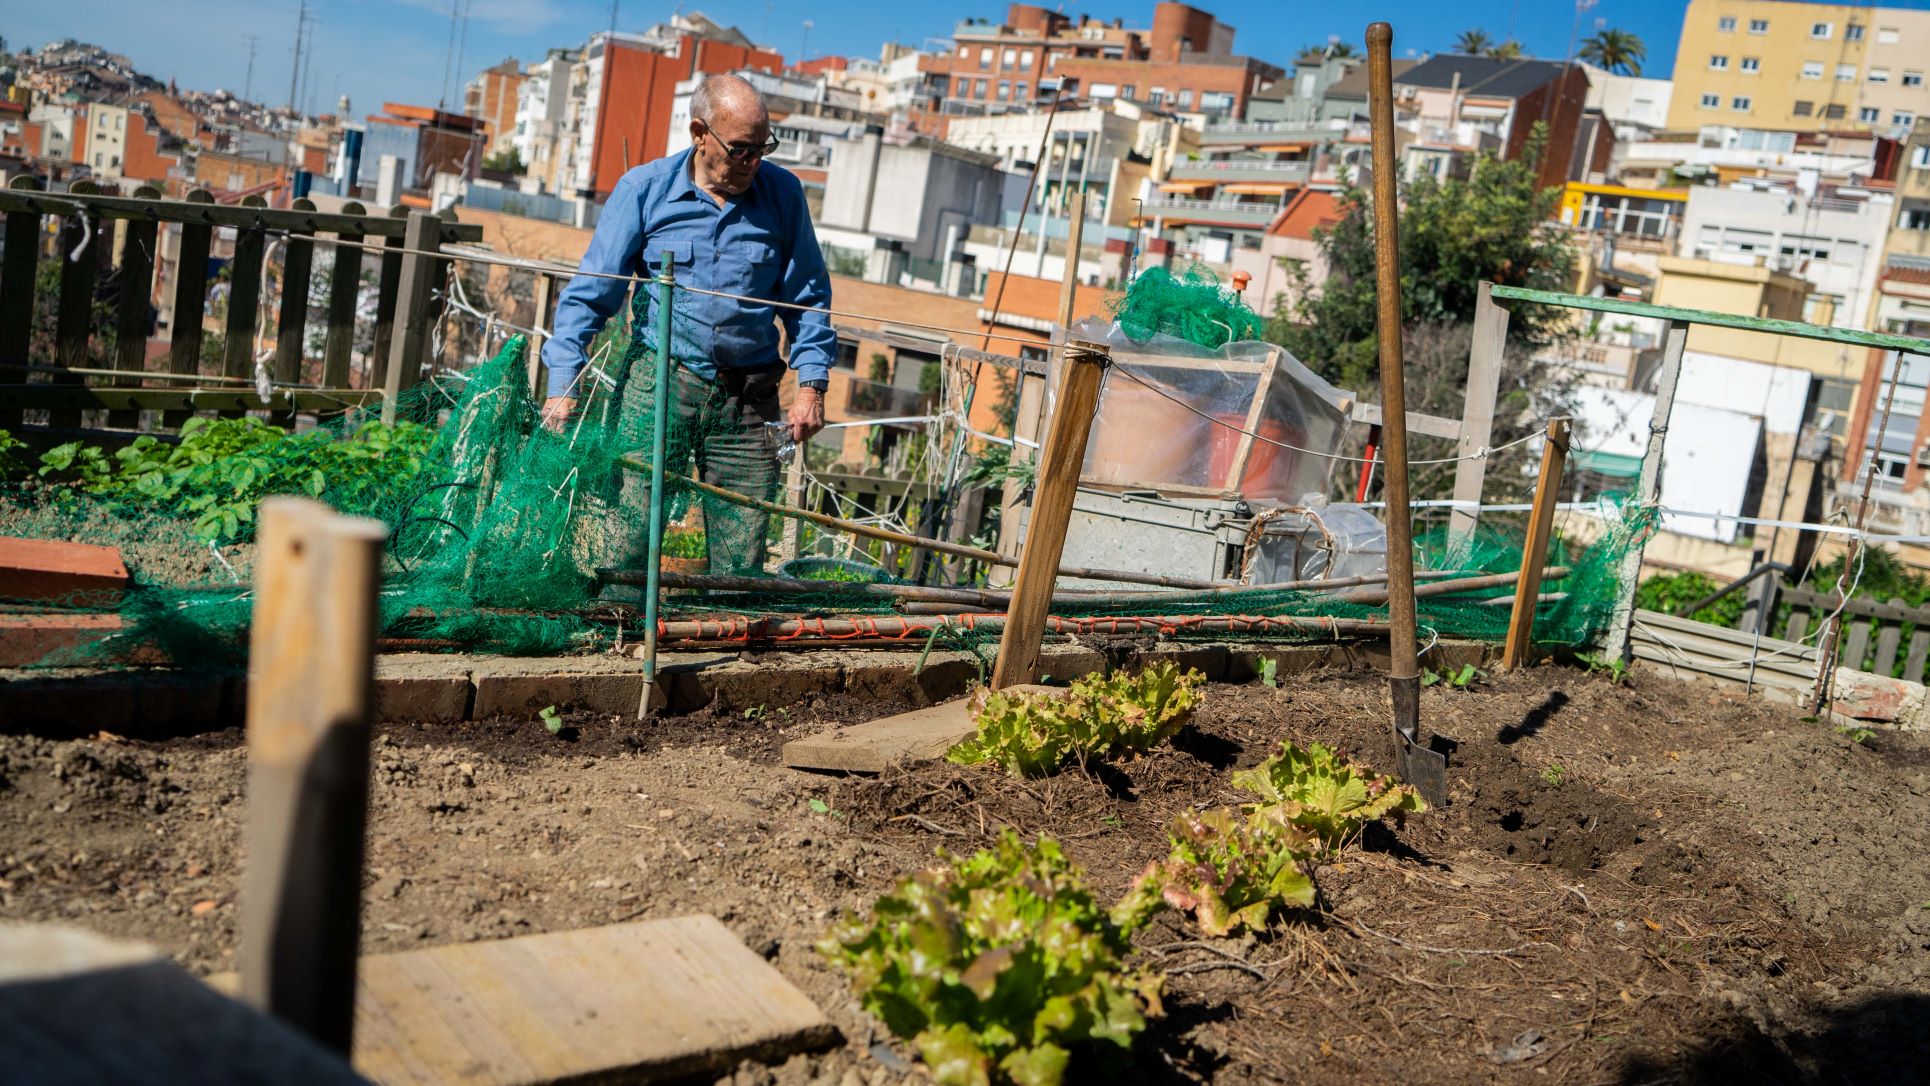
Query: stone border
1,639,1499,739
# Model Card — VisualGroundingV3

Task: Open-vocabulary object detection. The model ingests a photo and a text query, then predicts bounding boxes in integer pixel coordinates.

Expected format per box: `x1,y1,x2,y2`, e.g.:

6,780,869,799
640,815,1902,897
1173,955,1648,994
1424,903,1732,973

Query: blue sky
8,1,1930,122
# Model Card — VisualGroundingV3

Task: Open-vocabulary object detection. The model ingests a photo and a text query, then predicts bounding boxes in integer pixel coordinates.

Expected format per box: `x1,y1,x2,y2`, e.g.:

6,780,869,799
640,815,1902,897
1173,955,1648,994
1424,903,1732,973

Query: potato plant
818,830,1162,1086
947,663,1204,779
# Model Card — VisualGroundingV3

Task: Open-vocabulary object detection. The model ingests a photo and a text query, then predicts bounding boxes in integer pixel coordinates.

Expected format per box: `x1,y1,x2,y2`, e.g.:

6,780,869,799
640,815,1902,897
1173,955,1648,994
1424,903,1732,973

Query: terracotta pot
1208,414,1305,499
1084,380,1211,489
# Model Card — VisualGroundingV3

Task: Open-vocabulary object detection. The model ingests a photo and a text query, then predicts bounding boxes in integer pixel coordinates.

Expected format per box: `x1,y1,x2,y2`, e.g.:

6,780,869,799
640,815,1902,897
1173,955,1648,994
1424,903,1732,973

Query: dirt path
2,663,1926,1084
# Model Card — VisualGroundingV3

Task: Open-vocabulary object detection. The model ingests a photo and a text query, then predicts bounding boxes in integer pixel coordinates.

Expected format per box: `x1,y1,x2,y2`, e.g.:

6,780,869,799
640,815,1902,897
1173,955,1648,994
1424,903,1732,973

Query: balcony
1166,159,1311,185
1139,196,1281,228
1198,121,1342,145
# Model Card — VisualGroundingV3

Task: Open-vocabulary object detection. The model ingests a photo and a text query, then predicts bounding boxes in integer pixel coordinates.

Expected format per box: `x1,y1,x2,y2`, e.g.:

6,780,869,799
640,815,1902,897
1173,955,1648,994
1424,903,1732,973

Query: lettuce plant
818,830,1162,1086
1231,740,1427,856
1112,806,1317,937
948,664,1204,778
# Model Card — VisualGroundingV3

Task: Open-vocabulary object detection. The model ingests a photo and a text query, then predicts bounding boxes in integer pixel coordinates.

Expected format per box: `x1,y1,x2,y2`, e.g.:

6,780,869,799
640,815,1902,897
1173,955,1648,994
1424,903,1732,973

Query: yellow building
1665,0,1930,134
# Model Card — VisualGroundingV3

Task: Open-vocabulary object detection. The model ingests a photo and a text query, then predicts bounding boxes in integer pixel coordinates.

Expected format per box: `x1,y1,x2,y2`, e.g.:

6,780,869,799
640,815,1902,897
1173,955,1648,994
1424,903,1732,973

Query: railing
1167,160,1312,184
1782,587,1930,682
1138,197,1281,226
0,178,483,439
1199,121,1340,139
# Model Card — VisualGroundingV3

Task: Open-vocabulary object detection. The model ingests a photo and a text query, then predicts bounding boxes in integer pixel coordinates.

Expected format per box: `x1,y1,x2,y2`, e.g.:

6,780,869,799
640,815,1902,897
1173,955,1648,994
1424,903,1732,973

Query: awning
1158,181,1211,193
1571,448,1642,478
1251,143,1308,153
1221,182,1293,195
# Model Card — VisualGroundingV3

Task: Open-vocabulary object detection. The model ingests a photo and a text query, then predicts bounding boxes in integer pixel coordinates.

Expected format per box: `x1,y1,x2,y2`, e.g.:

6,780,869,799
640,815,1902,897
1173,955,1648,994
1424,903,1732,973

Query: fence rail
0,178,483,439
1781,586,1930,682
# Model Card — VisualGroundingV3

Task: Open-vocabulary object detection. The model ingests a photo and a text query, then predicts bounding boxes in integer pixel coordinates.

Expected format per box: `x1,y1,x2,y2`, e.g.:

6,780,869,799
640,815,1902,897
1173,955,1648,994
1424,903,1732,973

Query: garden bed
1,663,1926,1083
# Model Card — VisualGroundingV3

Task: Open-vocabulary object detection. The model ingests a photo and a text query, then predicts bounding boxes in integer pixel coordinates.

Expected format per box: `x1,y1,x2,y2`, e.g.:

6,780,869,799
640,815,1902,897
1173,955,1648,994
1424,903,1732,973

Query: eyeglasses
700,123,780,162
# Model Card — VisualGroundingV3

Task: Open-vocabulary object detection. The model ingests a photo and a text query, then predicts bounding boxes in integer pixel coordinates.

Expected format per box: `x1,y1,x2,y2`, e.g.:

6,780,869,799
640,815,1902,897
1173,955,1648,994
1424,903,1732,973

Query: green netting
0,279,1651,670
1107,265,1264,348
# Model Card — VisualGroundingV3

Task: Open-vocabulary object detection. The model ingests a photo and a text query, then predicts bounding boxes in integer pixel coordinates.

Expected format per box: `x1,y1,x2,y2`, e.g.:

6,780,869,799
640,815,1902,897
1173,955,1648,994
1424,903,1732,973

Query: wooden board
783,685,1055,773
214,916,834,1085
0,922,365,1084
0,536,129,605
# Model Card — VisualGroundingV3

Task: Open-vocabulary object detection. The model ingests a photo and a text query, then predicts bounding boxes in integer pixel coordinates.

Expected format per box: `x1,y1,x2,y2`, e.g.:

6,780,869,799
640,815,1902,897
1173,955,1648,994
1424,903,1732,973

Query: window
1870,68,1890,83
979,47,992,68
1149,86,1167,104
1811,22,1833,39
1896,111,1915,128
1905,208,1930,230
1718,16,1736,31
957,45,967,57
1837,64,1857,81
1015,82,1028,101
1914,146,1930,169
1826,104,1847,120
996,80,1010,100
1732,96,1753,112
1794,100,1814,116
1120,84,1136,99
1200,91,1235,112
1749,18,1768,34
1709,54,1729,70
1880,26,1901,45
954,77,968,96
1906,72,1924,88
1861,107,1882,123
1741,57,1760,73
974,78,987,97
1177,89,1192,108
1802,61,1824,79
1088,82,1116,98
1001,48,1016,67
1846,23,1864,42
1700,92,1720,109
1020,50,1034,68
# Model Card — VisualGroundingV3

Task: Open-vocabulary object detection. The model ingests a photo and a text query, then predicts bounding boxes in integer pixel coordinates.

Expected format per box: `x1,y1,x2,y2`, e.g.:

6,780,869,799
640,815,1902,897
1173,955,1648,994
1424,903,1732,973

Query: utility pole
610,0,621,34
242,34,259,103
287,0,308,113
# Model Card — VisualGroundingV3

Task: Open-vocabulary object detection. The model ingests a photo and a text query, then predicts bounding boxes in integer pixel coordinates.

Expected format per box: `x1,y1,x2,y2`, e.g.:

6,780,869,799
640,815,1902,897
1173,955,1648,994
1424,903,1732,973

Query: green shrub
1634,570,1742,627
819,830,1162,1086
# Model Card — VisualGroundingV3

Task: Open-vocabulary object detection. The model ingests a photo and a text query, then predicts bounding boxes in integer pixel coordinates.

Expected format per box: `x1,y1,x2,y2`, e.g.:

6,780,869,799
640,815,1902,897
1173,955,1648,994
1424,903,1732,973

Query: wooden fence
0,179,482,439
1780,586,1930,682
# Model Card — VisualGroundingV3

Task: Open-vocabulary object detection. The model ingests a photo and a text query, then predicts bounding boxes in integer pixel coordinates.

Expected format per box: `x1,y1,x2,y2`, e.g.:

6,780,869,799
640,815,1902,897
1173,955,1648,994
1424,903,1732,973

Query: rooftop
1395,54,1580,100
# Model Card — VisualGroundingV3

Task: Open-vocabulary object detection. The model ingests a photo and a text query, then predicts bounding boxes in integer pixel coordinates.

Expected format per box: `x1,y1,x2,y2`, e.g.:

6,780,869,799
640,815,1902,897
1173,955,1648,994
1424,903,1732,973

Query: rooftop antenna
241,34,259,103
453,0,474,113
286,0,308,112
610,0,620,34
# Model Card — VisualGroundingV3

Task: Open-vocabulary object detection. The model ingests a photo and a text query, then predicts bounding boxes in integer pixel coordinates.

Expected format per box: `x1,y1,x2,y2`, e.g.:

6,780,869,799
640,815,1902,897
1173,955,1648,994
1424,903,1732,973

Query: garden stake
636,253,674,719
1368,20,1448,807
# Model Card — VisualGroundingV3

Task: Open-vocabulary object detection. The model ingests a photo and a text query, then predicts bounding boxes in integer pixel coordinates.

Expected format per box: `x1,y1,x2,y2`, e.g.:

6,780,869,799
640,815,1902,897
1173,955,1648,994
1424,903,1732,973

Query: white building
512,48,579,193
1681,179,1895,330
1578,63,1672,138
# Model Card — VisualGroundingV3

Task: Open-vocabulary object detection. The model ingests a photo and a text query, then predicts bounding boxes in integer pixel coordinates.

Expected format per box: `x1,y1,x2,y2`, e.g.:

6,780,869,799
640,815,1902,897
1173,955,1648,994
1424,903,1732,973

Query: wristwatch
801,379,828,393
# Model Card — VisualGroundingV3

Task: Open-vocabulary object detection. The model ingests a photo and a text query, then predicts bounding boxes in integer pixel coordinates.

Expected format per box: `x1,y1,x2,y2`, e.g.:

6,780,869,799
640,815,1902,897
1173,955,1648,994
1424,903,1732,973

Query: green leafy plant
1836,725,1876,745
1257,657,1279,689
819,830,1162,1086
1541,763,1566,786
948,664,1204,778
661,528,707,559
1112,806,1317,936
1578,653,1630,685
1231,741,1427,857
0,428,29,478
1421,664,1481,689
539,705,563,735
1635,571,1743,628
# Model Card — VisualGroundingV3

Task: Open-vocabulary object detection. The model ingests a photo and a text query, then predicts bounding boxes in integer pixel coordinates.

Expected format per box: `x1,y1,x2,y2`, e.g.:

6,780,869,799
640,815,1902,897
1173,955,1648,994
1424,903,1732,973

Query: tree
1578,28,1646,76
1454,28,1492,55
482,146,525,174
1489,40,1524,59
1264,124,1578,499
1327,41,1357,59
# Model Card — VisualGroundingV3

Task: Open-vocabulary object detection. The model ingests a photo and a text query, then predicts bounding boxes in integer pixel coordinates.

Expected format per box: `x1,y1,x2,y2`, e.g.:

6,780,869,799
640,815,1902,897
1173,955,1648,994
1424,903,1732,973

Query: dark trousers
609,363,783,584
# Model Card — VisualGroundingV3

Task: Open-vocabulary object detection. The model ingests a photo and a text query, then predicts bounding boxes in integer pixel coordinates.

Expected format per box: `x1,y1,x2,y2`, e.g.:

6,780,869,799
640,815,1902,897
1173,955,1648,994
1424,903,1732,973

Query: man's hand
540,396,577,433
789,387,825,444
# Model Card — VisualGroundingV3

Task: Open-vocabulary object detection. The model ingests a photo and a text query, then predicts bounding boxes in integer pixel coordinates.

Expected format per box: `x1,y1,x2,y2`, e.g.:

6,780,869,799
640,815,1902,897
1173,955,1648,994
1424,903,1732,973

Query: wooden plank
321,212,365,390
270,199,317,426
225,219,267,380
166,191,216,429
216,917,836,1085
1843,619,1872,673
1874,600,1904,676
1782,586,1930,625
992,340,1110,688
0,189,482,242
381,211,440,422
526,272,552,397
0,536,130,605
1348,401,1465,442
1,385,381,412
1907,629,1929,683
109,185,162,429
1604,317,1689,663
240,498,386,1054
1490,283,1930,356
368,209,407,393
1221,345,1279,494
2,177,44,430
1449,282,1508,539
782,684,1055,773
1785,609,1810,643
0,923,364,1084
52,190,98,431
1503,418,1570,670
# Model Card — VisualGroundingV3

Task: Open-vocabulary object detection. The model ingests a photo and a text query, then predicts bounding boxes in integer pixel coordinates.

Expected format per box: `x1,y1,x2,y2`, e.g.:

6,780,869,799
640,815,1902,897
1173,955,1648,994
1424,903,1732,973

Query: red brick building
465,59,527,160
582,30,782,199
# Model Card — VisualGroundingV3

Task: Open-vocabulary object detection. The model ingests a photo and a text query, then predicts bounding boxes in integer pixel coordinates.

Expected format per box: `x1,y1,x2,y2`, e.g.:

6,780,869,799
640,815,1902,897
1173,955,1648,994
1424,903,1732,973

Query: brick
0,670,232,738
1831,667,1925,724
1141,643,1229,680
0,537,130,606
694,664,844,714
372,676,473,724
1035,645,1106,682
0,614,131,668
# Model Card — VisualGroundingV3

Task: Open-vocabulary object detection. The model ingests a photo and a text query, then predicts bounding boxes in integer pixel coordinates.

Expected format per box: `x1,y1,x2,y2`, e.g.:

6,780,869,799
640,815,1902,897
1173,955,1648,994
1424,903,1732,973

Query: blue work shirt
541,148,836,398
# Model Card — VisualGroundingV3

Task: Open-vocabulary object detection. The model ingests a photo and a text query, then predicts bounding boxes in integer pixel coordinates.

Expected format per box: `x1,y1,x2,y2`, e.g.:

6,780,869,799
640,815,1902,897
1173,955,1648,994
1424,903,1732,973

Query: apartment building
1665,0,1930,136
511,49,579,194
1681,178,1893,330
464,59,526,160
1392,55,1592,192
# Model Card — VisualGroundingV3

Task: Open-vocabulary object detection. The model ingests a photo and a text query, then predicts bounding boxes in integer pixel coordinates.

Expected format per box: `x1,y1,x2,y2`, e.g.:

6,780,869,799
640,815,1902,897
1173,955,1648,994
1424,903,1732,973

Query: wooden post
108,185,161,430
0,175,42,430
320,203,366,391
1502,417,1570,670
528,273,554,398
991,190,1088,588
225,198,269,381
1602,318,1689,663
382,211,441,423
778,449,807,563
164,190,216,430
52,182,100,431
270,198,317,426
238,497,385,1055
368,206,408,393
1221,347,1282,495
1449,282,1509,540
990,339,1109,688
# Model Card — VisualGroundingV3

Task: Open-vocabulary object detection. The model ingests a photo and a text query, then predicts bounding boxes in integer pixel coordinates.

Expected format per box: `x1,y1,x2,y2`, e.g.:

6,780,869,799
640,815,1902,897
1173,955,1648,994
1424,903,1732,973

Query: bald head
691,74,768,129
688,73,774,199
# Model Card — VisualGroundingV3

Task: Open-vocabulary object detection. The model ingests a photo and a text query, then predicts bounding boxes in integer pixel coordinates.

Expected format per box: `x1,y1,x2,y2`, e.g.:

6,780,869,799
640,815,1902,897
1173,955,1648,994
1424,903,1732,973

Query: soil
3,662,1928,1085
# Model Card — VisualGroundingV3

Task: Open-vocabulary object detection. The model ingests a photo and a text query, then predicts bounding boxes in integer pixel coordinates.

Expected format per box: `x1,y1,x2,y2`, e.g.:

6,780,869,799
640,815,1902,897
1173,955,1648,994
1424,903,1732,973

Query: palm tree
1578,28,1646,76
1455,28,1492,55
1327,41,1357,59
1488,40,1524,59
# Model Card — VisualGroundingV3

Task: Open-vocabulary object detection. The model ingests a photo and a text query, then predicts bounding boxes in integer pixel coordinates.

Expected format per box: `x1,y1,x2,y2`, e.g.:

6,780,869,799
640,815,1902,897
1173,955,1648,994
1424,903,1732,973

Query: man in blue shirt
540,73,837,577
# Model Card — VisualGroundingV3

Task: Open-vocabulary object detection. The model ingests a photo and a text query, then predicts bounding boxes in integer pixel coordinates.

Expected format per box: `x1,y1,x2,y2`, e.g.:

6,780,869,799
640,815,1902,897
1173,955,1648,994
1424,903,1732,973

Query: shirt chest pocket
640,241,693,274
729,241,780,294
